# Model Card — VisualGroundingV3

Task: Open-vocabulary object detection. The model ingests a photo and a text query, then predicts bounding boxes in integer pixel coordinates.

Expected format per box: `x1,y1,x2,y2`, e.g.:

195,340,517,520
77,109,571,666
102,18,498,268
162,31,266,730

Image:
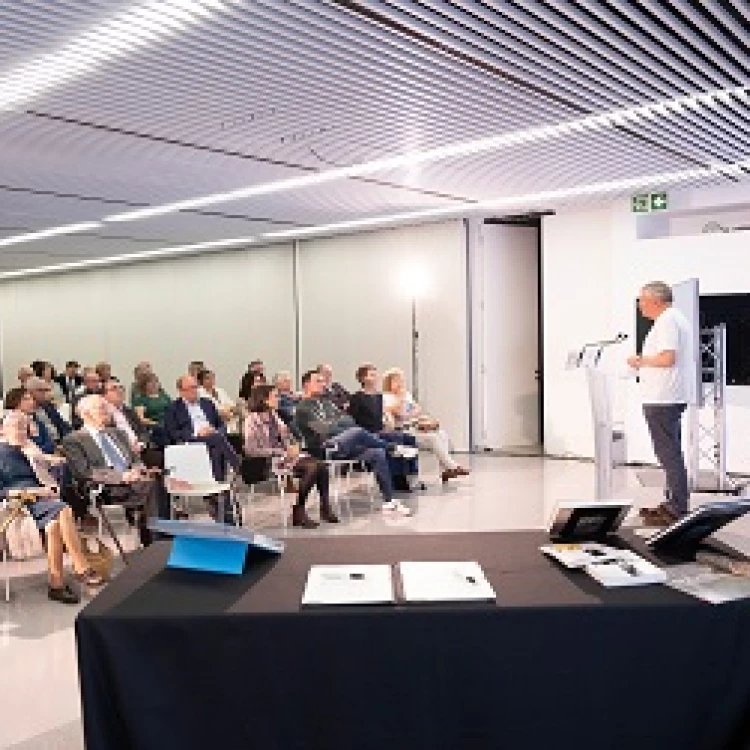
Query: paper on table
301,565,395,606
397,561,496,603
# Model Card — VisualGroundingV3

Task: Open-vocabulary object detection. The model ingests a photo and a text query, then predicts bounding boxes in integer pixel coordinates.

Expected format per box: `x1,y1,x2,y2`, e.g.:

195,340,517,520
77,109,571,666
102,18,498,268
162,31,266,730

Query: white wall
298,220,470,451
0,245,296,397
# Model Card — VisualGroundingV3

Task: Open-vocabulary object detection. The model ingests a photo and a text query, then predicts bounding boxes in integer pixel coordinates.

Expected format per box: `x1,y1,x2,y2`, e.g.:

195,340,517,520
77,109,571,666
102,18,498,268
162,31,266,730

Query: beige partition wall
297,220,470,451
0,244,295,397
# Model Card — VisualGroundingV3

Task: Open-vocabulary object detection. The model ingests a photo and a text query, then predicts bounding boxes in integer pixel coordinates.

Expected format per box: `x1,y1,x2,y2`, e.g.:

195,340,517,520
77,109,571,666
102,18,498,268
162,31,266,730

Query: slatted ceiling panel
0,1,748,275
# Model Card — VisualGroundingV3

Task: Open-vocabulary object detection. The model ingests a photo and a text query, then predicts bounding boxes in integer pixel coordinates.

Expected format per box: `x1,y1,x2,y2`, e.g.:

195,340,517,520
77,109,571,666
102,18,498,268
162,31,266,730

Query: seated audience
272,371,301,426
244,384,338,528
197,369,237,429
4,387,55,455
382,368,469,483
31,360,64,403
132,373,171,425
71,368,103,428
317,363,351,410
26,376,72,446
163,375,241,523
55,360,82,404
295,370,412,516
0,411,104,603
348,364,419,492
238,360,265,400
63,395,164,547
103,379,149,452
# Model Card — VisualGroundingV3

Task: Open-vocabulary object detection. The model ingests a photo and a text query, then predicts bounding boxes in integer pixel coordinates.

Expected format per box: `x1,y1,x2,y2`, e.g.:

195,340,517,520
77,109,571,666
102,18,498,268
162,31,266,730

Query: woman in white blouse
197,369,239,433
381,368,469,483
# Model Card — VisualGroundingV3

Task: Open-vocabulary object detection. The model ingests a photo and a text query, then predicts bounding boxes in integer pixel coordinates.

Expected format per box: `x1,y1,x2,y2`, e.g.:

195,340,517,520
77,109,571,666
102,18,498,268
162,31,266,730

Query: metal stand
690,324,739,494
411,296,419,401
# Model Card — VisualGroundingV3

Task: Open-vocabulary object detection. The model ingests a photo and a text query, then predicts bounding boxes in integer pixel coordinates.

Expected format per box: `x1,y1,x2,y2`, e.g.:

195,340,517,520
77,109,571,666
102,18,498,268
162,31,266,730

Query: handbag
2,492,45,560
81,537,114,581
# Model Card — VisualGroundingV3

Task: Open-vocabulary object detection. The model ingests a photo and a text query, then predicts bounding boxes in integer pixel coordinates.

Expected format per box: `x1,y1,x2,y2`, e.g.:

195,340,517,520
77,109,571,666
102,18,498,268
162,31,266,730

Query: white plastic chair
324,449,377,520
164,443,231,521
237,457,294,530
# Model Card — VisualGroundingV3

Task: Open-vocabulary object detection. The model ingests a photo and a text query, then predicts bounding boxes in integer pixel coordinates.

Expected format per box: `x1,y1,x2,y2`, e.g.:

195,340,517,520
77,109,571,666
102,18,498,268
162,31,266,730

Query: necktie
100,432,128,472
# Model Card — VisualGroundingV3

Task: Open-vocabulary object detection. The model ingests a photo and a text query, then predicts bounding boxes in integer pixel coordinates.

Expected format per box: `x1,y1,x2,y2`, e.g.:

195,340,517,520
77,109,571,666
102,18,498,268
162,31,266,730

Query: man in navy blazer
163,374,241,488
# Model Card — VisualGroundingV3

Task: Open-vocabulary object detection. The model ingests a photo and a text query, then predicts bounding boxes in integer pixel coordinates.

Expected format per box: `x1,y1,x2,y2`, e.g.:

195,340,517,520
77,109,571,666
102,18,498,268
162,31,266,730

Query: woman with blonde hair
0,411,104,603
381,368,469,483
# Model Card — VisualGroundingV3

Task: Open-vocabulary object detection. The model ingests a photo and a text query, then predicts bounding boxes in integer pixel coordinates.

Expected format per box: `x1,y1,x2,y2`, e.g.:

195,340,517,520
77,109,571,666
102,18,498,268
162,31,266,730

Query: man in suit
71,368,103,429
55,360,82,403
63,395,164,547
102,379,150,450
26,376,72,446
163,375,241,524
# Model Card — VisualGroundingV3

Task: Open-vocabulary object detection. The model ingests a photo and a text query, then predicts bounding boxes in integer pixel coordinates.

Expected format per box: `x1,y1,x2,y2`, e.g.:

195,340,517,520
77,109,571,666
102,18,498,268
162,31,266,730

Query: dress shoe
393,475,413,493
48,584,80,605
453,466,470,477
319,505,340,523
292,506,319,528
640,503,679,526
441,468,458,483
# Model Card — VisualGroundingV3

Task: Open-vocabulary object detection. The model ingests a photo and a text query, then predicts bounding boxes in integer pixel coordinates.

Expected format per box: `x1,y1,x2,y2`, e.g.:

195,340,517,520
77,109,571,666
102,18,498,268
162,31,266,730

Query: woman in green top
132,373,171,424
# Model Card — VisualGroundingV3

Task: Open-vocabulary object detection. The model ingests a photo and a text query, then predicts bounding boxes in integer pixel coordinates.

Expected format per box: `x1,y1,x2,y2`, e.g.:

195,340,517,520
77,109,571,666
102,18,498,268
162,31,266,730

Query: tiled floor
2,455,750,749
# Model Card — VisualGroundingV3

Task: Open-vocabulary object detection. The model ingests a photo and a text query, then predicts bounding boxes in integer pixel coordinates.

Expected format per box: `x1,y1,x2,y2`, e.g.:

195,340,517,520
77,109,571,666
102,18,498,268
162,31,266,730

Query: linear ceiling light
0,0,229,112
0,236,255,280
261,158,750,241
103,83,748,224
0,222,102,248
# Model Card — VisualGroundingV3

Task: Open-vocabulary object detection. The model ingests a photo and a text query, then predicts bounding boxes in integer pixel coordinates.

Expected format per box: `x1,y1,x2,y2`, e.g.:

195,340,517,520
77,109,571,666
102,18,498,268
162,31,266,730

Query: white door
474,223,540,450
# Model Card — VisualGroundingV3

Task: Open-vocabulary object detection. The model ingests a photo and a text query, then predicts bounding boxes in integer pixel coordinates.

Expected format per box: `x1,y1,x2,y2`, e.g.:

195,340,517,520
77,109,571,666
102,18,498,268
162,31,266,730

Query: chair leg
2,541,8,603
279,477,288,531
98,506,128,563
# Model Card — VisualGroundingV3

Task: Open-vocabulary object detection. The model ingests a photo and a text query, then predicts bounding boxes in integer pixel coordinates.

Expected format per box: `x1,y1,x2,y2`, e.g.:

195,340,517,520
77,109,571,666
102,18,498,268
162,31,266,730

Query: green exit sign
650,191,668,210
632,194,650,213
631,192,668,213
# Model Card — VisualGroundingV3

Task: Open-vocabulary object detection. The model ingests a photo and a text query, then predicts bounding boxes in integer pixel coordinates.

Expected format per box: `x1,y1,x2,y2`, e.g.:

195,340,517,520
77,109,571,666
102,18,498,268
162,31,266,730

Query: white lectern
567,336,627,500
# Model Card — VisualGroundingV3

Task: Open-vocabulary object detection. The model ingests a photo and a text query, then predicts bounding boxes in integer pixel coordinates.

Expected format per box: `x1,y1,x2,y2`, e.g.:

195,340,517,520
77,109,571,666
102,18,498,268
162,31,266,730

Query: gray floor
3,454,750,750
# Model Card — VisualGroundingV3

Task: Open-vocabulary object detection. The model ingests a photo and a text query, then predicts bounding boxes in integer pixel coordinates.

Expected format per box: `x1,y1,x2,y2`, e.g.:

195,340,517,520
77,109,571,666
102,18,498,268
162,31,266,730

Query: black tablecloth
76,531,750,750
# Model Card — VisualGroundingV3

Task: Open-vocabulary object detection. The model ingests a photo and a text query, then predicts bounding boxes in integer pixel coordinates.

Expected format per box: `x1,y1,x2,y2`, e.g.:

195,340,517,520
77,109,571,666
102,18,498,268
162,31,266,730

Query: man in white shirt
628,281,693,524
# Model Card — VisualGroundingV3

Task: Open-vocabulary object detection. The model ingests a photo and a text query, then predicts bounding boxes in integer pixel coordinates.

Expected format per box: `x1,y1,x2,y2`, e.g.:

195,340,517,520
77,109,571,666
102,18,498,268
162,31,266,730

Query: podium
567,337,627,500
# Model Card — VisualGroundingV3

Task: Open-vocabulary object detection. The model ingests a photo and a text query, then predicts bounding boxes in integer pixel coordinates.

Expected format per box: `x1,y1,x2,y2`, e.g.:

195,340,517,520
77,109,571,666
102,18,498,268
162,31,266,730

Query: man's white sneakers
382,500,412,516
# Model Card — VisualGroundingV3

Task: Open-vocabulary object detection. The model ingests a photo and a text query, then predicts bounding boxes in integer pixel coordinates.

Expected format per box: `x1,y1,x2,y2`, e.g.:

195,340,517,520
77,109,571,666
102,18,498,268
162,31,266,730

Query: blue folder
148,520,285,575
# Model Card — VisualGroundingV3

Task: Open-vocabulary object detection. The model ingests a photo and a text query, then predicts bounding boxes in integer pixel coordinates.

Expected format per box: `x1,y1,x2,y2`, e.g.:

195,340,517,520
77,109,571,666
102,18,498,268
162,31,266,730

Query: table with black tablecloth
75,531,750,750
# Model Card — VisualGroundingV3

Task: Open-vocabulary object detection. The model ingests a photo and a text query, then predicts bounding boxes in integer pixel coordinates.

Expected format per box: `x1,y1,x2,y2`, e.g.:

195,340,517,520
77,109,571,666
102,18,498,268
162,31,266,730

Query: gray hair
641,281,673,304
272,370,291,386
77,394,105,418
24,376,47,391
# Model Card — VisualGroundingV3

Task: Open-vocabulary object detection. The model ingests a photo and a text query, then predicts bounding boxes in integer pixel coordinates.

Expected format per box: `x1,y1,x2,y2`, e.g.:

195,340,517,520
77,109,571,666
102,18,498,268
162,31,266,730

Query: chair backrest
164,443,215,484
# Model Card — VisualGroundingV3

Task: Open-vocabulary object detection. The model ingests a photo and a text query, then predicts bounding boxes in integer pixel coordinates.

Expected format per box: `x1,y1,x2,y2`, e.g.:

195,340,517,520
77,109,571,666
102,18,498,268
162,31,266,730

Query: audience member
3,387,53,453
239,370,267,401
132,373,171,425
55,360,82,403
130,361,153,405
272,371,299,422
31,360,64,402
244,384,338,528
238,360,265,400
103,379,149,451
163,375,241,523
348,364,419,492
0,411,104,603
26,376,72,446
95,362,113,383
197,369,237,428
71,369,103,429
382,368,469,483
295,370,412,516
188,360,206,378
17,365,33,387
317,363,351,410
63,395,164,547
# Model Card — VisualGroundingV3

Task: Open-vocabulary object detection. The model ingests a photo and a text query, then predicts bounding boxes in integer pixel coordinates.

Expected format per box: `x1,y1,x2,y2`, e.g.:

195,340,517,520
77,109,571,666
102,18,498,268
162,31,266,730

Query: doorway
470,216,543,454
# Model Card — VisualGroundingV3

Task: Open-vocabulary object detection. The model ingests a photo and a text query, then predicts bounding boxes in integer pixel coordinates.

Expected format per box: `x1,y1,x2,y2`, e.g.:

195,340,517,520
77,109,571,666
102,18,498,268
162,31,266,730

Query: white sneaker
392,445,419,460
382,500,412,516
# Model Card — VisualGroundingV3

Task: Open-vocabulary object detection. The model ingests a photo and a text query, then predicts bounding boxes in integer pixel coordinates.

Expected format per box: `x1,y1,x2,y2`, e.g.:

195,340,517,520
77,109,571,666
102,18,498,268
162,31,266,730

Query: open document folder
301,565,395,606
397,561,496,603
